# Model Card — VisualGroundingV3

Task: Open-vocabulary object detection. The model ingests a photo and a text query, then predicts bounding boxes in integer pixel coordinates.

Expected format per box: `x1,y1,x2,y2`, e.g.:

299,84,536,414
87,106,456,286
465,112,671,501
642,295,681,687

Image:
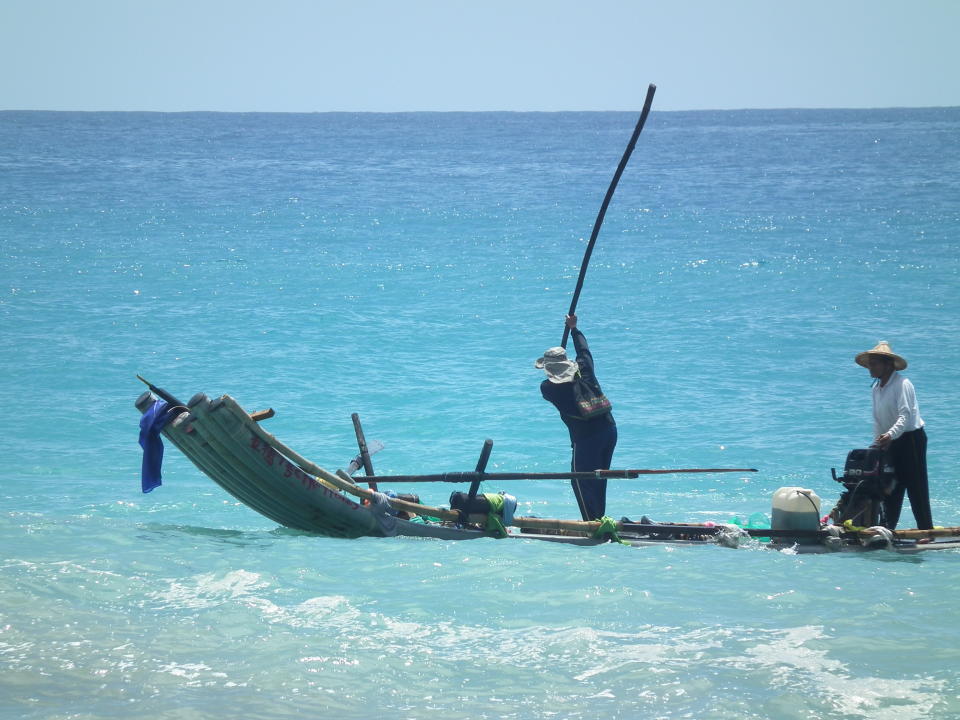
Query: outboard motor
829,448,896,527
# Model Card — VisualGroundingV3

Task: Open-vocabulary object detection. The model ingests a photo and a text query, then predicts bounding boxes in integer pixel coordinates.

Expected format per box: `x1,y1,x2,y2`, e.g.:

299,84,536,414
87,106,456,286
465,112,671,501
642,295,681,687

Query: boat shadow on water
136,522,287,548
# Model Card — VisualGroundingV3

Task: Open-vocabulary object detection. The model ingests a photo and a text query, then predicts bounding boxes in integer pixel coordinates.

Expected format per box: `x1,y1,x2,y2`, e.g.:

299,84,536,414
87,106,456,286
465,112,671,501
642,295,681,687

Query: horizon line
2,105,958,115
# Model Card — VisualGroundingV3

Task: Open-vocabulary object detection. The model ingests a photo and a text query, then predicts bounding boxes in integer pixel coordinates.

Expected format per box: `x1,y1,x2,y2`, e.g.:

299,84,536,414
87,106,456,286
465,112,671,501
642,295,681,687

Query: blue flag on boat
138,399,176,493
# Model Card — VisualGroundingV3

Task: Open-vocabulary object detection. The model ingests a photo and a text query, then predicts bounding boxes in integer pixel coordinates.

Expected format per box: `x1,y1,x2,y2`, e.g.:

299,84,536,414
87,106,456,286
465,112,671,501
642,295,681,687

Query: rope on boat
822,525,843,552
861,525,895,550
367,491,399,536
716,525,745,549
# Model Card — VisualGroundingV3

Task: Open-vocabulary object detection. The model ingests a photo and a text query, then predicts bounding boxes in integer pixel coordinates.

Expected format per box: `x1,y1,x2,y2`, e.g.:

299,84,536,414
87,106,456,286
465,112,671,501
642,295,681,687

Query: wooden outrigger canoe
135,384,960,554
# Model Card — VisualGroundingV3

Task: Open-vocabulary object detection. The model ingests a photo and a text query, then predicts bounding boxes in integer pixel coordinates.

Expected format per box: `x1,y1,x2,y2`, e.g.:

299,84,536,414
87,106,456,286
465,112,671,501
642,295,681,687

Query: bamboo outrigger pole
350,467,757,484
561,83,657,348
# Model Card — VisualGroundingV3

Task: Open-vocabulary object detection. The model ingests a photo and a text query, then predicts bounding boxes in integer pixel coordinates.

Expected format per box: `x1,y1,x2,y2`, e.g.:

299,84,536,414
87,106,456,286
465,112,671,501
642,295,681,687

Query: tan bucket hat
855,340,907,371
535,346,578,383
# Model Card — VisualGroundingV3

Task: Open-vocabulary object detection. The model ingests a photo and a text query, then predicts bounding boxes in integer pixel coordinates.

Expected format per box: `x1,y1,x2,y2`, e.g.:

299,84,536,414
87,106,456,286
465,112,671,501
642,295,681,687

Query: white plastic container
771,487,822,538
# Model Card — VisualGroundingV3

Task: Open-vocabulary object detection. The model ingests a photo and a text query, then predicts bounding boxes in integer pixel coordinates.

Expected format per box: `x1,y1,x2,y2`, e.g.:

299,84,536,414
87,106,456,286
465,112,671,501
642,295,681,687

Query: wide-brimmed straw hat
855,340,907,371
535,346,578,383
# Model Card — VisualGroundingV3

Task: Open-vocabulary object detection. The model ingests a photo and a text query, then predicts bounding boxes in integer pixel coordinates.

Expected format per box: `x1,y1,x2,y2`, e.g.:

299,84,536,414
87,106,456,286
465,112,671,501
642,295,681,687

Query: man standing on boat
536,315,617,520
856,340,932,530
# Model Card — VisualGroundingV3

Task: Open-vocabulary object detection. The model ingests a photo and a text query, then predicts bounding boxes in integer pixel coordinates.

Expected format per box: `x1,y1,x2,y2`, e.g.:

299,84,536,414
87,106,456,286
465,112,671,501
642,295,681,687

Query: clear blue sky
2,0,958,112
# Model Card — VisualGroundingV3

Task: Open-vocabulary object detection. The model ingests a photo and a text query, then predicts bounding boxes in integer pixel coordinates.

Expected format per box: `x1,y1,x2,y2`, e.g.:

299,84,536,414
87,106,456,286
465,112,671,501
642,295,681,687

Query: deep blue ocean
2,107,959,719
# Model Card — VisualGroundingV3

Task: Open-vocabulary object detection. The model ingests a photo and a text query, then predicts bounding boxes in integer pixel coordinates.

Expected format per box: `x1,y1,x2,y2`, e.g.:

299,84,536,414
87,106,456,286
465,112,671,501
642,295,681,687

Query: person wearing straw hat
855,340,931,530
536,315,617,520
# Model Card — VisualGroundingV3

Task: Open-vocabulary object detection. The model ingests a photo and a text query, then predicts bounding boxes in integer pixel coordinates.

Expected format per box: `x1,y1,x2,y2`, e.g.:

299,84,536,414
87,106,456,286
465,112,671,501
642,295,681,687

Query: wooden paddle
561,83,657,348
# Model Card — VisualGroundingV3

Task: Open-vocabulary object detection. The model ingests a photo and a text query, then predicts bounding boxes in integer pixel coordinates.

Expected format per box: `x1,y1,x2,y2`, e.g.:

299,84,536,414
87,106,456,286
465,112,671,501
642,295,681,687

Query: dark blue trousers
570,423,618,521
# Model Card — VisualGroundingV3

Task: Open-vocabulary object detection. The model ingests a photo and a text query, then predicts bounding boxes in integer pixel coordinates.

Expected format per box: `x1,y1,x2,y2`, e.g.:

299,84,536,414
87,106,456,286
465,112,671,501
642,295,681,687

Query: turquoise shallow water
2,108,960,719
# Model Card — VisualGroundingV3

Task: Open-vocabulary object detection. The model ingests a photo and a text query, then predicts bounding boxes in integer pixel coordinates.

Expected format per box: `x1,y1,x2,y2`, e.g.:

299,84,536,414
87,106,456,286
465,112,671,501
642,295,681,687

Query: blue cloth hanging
138,399,175,493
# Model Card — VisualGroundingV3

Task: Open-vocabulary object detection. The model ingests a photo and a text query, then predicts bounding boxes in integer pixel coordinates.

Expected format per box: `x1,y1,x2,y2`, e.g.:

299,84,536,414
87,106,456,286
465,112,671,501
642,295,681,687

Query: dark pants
883,427,931,530
570,423,618,521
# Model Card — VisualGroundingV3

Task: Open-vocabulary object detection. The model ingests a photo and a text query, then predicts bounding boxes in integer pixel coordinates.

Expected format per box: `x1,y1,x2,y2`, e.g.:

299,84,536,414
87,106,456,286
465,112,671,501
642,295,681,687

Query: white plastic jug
771,487,821,534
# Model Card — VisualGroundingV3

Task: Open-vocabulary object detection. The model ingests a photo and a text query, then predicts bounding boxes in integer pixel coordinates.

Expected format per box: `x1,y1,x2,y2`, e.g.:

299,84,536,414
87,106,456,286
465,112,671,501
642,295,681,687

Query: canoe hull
136,390,957,554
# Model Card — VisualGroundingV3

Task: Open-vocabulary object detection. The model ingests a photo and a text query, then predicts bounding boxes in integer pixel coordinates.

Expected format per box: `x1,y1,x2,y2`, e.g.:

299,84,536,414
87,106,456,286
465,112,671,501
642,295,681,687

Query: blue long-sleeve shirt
540,328,615,444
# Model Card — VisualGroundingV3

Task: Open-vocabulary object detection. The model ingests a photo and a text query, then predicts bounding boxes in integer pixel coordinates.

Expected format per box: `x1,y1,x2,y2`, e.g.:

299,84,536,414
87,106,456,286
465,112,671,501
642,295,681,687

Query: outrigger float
135,379,960,554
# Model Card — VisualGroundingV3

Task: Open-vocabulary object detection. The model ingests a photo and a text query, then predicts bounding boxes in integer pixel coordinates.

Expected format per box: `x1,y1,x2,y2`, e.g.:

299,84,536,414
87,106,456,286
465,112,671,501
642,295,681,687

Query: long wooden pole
321,468,461,522
561,83,657,348
349,467,757,484
512,518,960,542
136,374,183,406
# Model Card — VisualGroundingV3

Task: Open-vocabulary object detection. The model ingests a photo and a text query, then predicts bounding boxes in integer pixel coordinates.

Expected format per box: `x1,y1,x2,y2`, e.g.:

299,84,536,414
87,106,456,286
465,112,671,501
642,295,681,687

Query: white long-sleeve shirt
872,371,924,440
